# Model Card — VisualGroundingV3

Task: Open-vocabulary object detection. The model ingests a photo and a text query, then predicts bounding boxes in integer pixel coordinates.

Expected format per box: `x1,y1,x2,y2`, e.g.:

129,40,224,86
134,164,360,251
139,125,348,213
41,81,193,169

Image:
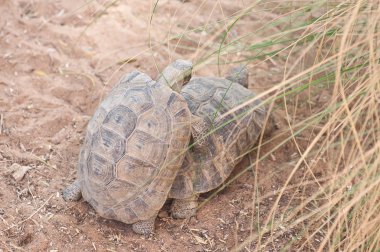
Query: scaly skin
62,179,82,201
171,195,199,219
132,215,157,235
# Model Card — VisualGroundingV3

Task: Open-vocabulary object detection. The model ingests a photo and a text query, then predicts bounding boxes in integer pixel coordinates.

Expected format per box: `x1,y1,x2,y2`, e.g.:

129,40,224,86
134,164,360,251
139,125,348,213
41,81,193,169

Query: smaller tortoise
165,62,271,218
62,60,195,234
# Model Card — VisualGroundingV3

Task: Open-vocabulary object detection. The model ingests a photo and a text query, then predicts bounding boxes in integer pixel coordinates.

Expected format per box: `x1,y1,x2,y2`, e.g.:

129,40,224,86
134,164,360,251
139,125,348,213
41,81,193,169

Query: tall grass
152,0,379,250
208,1,380,251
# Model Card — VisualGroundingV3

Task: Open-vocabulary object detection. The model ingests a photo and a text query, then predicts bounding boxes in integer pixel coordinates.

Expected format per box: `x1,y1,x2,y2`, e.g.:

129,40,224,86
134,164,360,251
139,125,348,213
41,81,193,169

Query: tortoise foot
171,195,199,219
62,180,82,201
132,216,156,235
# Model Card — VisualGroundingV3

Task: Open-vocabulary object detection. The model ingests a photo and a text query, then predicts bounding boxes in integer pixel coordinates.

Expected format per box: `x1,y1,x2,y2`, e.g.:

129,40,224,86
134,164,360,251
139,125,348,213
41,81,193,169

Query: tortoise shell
78,71,192,223
169,76,267,199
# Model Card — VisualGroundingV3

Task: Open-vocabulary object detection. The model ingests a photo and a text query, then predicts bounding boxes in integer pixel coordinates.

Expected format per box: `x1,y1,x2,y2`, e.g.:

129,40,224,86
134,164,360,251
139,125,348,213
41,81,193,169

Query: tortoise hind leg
132,215,157,235
62,179,82,201
171,194,199,219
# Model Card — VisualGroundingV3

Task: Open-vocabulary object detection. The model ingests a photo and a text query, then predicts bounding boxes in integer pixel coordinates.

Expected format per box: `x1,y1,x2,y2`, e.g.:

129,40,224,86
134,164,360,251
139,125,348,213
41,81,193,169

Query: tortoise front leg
62,179,82,201
171,194,199,219
132,214,157,235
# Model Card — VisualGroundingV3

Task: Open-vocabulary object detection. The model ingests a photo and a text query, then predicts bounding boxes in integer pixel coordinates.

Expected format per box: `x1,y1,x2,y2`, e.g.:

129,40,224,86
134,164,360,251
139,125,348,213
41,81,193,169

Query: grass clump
164,1,380,250
220,1,380,251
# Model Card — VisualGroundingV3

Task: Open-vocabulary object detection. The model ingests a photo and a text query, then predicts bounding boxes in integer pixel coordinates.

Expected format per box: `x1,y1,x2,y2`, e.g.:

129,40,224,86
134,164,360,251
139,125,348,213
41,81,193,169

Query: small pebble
9,163,31,181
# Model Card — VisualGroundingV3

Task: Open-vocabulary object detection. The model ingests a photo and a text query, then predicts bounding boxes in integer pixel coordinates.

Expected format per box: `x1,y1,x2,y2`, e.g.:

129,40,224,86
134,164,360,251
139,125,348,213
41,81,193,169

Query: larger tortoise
164,62,270,218
62,61,195,234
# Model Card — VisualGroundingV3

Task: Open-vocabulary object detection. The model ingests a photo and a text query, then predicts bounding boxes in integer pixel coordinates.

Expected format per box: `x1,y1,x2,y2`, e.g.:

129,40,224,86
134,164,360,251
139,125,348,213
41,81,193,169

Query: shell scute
193,169,209,192
214,114,238,143
141,189,166,210
182,92,200,112
166,93,188,115
87,153,115,186
130,197,151,220
121,87,154,114
106,179,137,202
207,162,224,188
91,127,126,163
103,105,137,138
87,106,107,134
126,130,169,168
173,108,191,122
184,78,217,102
136,107,171,141
198,102,218,120
116,156,157,186
120,206,138,223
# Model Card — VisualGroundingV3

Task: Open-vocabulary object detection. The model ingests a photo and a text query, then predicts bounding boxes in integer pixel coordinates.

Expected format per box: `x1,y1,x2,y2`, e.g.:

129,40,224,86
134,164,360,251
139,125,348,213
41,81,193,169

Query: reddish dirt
0,1,327,251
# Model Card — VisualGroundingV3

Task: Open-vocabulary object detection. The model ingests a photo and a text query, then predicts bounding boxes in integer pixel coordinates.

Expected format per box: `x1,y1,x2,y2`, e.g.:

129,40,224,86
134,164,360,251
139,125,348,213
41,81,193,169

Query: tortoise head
156,59,193,92
226,65,249,88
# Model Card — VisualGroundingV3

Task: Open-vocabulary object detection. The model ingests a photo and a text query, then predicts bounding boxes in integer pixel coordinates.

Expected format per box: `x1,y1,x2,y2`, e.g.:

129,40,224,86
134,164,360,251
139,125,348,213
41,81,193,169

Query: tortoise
164,62,270,218
62,60,197,234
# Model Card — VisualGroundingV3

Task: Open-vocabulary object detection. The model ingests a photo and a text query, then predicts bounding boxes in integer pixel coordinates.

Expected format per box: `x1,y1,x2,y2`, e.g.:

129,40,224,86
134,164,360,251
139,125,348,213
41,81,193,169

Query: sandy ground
0,1,328,251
